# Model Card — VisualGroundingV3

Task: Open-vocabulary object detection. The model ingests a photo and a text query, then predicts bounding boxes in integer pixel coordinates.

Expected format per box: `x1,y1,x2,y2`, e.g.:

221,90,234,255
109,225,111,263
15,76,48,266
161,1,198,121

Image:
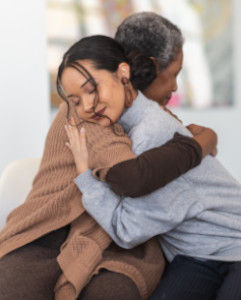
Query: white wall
0,0,50,176
175,0,241,183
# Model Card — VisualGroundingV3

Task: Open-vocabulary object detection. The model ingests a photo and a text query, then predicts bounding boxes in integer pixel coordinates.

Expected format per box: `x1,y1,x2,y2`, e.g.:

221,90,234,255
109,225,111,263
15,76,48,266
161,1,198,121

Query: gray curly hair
115,12,184,70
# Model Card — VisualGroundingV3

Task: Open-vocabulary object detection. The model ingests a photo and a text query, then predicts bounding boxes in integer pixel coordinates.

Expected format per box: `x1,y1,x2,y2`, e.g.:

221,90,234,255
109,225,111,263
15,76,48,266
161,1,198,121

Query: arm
64,122,206,249
74,169,187,249
105,124,217,198
66,121,217,199
106,133,202,197
65,122,173,248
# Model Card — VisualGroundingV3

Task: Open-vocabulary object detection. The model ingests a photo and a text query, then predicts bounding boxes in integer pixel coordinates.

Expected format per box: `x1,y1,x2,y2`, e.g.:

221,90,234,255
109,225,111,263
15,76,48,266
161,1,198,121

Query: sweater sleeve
74,169,192,249
105,133,202,198
83,123,136,181
73,125,202,249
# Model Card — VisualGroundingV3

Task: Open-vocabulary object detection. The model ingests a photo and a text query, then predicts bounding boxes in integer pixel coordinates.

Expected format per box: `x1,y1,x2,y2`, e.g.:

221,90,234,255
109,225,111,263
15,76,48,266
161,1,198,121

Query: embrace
1,12,241,300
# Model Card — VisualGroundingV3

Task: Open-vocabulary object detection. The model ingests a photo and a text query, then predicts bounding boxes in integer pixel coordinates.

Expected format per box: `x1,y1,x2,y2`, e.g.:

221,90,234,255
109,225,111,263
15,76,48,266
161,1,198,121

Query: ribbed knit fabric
0,103,164,300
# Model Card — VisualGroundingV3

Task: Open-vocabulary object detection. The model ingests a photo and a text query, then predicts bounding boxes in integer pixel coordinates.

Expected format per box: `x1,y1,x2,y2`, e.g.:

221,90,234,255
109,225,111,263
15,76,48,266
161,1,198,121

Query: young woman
60,35,241,300
0,14,216,300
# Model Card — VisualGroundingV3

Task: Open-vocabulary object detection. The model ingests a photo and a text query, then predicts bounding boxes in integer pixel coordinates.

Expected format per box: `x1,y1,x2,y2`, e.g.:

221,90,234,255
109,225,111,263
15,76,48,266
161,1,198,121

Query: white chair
0,158,41,230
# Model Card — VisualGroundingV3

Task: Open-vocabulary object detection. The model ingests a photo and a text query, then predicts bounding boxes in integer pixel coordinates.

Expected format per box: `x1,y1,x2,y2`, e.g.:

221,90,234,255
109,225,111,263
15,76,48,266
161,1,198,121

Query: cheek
101,81,125,106
165,78,175,91
73,105,87,120
111,91,125,114
98,80,119,102
109,90,126,121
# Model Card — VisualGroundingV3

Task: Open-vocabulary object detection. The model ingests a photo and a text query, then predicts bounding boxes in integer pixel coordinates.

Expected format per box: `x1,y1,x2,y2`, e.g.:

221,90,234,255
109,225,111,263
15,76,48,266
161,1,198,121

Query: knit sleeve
105,133,202,198
83,123,136,181
84,122,202,197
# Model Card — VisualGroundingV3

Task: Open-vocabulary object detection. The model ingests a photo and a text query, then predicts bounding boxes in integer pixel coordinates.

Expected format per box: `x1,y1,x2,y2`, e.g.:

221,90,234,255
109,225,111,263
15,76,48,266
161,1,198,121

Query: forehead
61,59,113,91
168,50,183,72
61,67,87,89
61,60,94,88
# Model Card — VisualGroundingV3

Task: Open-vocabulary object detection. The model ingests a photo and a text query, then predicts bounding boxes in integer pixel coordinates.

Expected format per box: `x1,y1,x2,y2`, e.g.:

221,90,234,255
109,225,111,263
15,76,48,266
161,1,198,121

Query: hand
210,147,218,157
186,124,206,136
187,124,218,157
65,122,89,174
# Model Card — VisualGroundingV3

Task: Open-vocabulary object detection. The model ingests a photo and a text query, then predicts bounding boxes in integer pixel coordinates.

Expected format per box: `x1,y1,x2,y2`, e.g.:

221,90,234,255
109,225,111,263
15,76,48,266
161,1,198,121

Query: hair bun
127,51,156,91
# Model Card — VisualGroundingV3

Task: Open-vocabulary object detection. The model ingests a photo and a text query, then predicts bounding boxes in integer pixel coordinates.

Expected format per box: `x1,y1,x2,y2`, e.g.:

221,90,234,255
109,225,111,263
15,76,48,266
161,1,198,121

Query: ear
116,62,131,80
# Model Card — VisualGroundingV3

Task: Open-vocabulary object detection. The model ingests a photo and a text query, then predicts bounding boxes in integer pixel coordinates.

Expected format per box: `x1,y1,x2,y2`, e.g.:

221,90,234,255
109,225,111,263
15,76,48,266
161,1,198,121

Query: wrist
76,163,89,175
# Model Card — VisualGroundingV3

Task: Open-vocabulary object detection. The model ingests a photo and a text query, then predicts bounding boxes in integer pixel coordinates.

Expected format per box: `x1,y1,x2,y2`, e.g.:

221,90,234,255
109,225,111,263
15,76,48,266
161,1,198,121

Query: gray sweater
74,92,241,262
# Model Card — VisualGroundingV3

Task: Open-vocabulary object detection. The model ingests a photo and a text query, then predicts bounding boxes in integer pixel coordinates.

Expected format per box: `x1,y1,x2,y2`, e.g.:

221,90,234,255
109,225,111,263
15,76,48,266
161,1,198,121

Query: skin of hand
64,123,89,174
186,124,218,157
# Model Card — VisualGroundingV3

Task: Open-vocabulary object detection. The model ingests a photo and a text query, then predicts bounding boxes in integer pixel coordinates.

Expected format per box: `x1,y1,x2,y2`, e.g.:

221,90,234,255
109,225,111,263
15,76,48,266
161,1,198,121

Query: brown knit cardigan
0,103,164,300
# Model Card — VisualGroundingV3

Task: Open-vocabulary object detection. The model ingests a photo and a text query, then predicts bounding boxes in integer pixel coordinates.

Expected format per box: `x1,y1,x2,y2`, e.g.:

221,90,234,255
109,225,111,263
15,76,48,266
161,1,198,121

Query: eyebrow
81,78,91,88
67,79,91,98
67,94,76,98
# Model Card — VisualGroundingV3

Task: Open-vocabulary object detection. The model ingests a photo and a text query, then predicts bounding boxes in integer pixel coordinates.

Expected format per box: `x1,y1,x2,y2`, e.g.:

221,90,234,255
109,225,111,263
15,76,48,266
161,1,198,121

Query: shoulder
82,122,132,151
82,122,135,175
133,101,178,139
44,103,68,150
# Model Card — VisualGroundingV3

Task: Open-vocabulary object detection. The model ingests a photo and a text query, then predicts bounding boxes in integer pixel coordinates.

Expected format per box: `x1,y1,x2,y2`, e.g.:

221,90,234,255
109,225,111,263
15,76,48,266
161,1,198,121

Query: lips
91,107,106,120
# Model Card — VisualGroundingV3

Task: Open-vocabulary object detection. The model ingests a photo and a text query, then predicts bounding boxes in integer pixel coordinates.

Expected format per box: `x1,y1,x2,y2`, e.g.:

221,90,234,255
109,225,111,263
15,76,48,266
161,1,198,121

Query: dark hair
115,12,184,71
57,35,156,92
56,35,156,126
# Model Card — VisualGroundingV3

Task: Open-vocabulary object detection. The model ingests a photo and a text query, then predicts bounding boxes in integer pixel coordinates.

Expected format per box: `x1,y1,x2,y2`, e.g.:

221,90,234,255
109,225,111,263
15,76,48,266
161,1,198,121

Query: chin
157,99,167,106
87,117,110,127
99,118,111,127
162,97,172,106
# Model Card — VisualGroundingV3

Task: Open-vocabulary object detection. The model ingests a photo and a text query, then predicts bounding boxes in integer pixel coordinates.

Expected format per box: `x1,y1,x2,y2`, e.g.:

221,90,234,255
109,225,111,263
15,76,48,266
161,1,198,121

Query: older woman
0,13,216,300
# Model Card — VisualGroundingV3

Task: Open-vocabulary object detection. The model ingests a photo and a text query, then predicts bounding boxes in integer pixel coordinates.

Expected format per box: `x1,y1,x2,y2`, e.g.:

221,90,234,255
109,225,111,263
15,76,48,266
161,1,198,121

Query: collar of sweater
119,91,153,132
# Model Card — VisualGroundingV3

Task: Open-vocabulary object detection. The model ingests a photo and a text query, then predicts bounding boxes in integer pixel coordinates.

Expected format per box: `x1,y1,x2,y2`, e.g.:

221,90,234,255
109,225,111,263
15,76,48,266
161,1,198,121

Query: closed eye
89,89,96,94
74,99,80,106
88,84,97,94
69,96,80,106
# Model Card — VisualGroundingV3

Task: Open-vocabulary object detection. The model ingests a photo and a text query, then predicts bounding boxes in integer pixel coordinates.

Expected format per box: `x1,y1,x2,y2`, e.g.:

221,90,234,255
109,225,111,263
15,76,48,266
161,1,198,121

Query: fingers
79,127,88,150
80,127,86,141
186,124,193,130
64,124,79,151
210,148,218,157
68,116,77,126
64,123,79,139
64,124,87,150
65,142,71,149
187,124,205,136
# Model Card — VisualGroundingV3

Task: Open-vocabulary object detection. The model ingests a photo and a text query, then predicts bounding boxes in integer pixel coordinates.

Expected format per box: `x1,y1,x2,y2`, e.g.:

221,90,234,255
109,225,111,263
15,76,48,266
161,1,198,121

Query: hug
1,12,240,300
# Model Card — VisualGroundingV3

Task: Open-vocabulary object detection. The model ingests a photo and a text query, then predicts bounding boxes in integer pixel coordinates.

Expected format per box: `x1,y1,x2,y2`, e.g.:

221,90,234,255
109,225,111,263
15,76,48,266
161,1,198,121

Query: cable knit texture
0,103,164,300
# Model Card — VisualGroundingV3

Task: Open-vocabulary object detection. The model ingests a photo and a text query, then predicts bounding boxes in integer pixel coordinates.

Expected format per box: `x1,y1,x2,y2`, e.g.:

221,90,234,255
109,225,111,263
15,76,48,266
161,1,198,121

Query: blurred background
47,0,233,110
0,0,241,182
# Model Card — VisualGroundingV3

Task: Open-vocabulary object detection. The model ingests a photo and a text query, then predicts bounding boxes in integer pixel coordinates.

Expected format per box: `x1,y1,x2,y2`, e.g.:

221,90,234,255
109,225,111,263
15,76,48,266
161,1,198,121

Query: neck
131,89,138,102
119,91,151,132
125,86,138,108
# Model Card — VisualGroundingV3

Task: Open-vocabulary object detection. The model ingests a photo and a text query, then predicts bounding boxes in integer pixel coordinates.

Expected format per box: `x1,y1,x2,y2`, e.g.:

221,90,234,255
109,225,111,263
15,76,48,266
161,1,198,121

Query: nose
82,96,95,113
173,80,178,92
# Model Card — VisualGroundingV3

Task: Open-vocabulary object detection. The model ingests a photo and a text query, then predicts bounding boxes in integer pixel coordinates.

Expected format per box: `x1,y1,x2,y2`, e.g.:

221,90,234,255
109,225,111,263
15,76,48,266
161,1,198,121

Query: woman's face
143,50,183,106
61,60,130,127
